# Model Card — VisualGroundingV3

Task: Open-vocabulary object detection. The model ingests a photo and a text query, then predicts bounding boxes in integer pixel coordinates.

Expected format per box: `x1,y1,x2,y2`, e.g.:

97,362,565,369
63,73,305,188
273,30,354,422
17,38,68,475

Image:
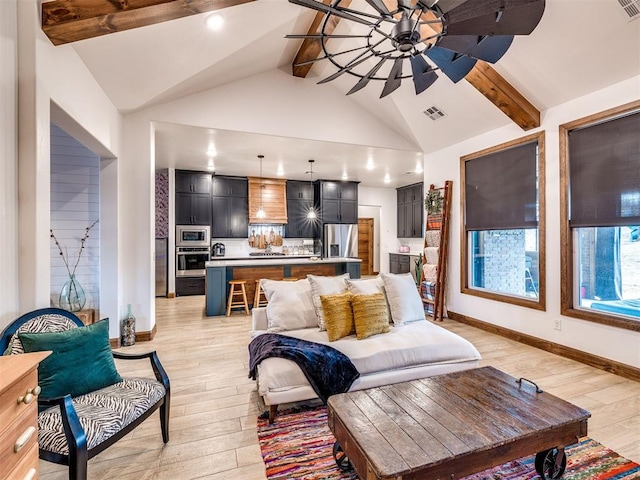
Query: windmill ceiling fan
286,0,545,98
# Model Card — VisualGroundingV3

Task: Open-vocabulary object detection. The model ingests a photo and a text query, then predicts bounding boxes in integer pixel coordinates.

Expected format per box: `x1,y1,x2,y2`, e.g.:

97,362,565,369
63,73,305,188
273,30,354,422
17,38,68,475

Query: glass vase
59,274,86,312
121,304,136,347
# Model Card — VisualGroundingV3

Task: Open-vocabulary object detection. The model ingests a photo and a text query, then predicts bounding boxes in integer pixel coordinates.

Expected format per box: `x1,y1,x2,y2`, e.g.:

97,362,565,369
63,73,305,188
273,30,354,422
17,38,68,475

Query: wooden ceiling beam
42,0,255,46
290,0,540,130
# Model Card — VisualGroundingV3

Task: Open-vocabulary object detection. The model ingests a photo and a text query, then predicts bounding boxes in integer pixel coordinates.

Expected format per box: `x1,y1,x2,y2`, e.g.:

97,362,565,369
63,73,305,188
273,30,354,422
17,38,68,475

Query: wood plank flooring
40,296,640,479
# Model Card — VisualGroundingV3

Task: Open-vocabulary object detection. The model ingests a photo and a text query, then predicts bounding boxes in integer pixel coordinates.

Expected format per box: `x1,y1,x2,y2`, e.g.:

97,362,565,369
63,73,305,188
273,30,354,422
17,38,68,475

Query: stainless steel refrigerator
324,224,358,258
155,238,168,297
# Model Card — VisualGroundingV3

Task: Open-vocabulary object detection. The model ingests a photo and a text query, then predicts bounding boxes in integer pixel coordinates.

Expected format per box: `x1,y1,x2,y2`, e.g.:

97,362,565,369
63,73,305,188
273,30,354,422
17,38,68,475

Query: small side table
75,309,95,326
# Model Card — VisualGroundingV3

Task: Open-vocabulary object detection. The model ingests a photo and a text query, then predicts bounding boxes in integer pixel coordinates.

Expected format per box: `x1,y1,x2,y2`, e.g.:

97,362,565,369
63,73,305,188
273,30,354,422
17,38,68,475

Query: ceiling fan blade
363,0,392,16
318,54,376,84
410,54,439,94
285,34,372,39
347,58,388,95
380,57,404,98
425,46,476,82
288,0,377,27
424,0,470,14
444,0,545,36
398,0,412,8
436,34,513,63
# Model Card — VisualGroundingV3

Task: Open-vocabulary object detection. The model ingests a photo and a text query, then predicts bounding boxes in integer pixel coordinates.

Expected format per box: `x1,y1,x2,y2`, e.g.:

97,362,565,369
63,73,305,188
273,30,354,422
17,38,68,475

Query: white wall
425,75,640,368
50,124,100,310
16,0,121,337
358,186,397,274
0,0,18,329
121,70,422,332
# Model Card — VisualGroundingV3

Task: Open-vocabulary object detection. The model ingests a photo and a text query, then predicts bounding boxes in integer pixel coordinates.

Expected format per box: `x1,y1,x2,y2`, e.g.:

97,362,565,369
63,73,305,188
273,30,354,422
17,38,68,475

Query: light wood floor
41,295,640,479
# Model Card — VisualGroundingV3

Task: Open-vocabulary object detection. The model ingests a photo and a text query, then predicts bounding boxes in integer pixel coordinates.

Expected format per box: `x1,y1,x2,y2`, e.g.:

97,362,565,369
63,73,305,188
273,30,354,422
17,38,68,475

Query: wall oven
176,225,210,248
176,247,210,277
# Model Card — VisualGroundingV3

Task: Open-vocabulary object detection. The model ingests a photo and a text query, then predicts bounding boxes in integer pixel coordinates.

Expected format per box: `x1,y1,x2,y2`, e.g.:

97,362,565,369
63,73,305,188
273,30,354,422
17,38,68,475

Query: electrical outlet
554,319,562,331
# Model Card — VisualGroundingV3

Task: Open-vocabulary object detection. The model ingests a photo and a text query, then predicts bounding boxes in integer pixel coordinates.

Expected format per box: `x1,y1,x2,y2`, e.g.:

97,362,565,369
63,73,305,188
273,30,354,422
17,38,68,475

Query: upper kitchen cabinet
175,170,211,225
211,176,248,238
175,170,211,194
285,180,316,238
248,177,287,224
315,180,359,224
397,183,424,238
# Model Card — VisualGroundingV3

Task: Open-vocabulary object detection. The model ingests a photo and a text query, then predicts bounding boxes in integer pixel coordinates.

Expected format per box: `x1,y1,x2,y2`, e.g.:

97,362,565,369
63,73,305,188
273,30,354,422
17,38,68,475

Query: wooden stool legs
226,280,249,316
253,280,268,308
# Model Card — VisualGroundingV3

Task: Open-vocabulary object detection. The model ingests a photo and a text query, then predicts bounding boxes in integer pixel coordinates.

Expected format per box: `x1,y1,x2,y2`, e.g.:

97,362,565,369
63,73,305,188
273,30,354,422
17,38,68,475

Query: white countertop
391,251,423,256
206,257,361,267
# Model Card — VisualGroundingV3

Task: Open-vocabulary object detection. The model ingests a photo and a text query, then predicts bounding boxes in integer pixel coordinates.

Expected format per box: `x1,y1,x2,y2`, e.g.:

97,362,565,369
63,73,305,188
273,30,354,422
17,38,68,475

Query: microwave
176,225,210,248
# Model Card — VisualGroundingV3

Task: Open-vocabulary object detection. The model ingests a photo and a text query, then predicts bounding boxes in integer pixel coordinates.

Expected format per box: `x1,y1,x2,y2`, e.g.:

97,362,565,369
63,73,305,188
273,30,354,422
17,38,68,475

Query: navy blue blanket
248,333,360,404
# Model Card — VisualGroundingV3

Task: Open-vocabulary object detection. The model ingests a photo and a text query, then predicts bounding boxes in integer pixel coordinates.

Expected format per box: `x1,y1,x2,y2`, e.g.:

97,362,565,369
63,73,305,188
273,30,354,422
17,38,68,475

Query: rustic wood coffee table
327,366,590,480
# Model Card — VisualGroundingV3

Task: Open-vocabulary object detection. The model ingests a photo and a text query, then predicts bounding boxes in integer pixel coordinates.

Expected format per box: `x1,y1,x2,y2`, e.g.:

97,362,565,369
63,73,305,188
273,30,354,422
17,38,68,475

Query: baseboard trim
109,323,157,349
448,310,640,383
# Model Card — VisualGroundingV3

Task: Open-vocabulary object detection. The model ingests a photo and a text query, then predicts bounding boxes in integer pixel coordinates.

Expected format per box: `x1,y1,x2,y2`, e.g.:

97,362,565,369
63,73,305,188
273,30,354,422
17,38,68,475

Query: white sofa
251,303,481,423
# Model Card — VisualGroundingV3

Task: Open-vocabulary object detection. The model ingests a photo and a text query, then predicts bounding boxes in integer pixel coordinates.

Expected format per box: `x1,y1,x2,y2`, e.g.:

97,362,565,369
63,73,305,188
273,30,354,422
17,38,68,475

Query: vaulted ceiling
42,0,640,187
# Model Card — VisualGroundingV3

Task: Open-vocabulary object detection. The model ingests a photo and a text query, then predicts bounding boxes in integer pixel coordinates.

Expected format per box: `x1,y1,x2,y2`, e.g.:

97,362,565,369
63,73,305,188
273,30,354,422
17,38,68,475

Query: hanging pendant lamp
256,155,266,219
306,159,317,220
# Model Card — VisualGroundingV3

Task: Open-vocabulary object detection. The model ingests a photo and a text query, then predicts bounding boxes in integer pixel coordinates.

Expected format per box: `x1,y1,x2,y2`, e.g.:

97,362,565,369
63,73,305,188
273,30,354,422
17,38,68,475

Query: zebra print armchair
0,308,170,480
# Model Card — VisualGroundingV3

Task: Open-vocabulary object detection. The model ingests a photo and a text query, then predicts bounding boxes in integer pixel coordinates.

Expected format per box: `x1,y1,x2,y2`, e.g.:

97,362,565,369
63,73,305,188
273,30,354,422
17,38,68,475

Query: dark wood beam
290,0,540,130
42,0,255,45
292,0,353,78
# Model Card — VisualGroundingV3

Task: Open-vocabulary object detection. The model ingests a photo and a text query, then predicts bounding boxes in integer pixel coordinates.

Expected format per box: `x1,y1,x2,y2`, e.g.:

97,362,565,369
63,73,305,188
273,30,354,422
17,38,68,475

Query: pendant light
256,155,266,219
306,159,317,220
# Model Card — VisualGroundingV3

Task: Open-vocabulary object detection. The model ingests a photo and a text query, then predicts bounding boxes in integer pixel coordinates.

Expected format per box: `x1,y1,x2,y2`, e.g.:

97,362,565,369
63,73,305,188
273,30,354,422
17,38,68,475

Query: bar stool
226,280,249,316
253,279,268,308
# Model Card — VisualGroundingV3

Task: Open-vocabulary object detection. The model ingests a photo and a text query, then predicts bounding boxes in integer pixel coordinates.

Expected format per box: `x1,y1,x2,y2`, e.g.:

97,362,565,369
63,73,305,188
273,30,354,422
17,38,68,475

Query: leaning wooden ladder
420,181,452,322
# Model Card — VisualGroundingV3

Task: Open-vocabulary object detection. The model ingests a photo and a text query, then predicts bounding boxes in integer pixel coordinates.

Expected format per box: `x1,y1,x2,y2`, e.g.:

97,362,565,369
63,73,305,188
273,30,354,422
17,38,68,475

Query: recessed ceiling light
366,159,375,170
205,14,224,31
384,173,391,184
415,161,423,174
207,162,215,172
341,169,348,180
277,164,284,176
206,143,217,157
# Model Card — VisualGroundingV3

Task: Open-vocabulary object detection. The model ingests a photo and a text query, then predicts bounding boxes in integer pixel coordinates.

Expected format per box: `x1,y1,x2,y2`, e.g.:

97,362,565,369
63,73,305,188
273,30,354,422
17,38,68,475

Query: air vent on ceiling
423,105,446,121
618,0,640,20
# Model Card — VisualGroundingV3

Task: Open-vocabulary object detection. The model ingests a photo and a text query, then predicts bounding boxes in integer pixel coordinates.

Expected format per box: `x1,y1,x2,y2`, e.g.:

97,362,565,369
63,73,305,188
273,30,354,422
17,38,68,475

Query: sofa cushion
261,279,317,332
346,276,391,321
381,273,425,325
19,319,122,400
308,274,350,331
320,291,354,342
254,321,481,394
38,377,166,455
352,292,390,340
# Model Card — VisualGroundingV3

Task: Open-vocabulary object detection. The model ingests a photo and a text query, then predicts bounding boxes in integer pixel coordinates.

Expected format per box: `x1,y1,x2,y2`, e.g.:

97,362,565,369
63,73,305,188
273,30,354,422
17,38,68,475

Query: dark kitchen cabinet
389,253,411,274
175,170,212,225
176,276,205,296
285,180,316,238
397,183,424,238
175,170,211,194
315,180,359,224
176,192,211,225
211,176,248,238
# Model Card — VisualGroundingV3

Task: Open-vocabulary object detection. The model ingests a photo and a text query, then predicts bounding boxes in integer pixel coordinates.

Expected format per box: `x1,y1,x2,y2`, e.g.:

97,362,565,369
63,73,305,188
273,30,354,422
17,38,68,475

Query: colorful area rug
257,406,640,480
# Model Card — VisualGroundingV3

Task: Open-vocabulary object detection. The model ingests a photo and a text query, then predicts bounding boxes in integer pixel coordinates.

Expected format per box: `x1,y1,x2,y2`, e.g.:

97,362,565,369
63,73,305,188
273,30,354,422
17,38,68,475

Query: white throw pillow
381,273,425,325
346,276,391,322
307,273,350,331
261,279,317,332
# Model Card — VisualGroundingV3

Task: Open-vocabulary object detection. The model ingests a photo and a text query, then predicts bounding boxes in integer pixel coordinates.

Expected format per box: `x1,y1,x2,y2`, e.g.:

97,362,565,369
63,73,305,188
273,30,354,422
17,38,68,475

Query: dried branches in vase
50,219,99,312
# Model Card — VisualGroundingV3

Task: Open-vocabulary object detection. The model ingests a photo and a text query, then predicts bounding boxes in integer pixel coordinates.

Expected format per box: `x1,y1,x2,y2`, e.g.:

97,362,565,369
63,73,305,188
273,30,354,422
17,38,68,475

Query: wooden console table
74,309,95,325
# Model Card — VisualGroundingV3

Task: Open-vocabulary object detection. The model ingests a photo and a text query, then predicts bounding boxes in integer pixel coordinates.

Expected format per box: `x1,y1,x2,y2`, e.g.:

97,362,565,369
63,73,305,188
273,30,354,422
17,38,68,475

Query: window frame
560,100,640,333
460,131,546,310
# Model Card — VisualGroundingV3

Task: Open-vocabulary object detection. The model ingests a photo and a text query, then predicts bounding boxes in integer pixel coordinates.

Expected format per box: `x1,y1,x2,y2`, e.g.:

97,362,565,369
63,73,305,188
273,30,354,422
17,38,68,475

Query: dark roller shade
465,140,538,231
569,110,640,228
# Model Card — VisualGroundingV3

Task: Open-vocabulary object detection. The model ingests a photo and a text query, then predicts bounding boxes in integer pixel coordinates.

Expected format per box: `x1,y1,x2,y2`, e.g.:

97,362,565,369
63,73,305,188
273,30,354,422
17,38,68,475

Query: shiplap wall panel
50,124,100,310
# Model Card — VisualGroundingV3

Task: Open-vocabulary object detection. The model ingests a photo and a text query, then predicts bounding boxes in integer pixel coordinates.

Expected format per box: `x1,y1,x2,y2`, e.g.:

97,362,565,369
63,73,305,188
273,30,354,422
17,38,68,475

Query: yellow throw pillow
320,291,354,342
352,292,390,340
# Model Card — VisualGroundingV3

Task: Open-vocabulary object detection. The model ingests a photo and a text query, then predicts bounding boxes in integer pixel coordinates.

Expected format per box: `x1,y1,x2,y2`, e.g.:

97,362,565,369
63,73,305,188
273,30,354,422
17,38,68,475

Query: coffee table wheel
535,447,567,479
333,441,352,472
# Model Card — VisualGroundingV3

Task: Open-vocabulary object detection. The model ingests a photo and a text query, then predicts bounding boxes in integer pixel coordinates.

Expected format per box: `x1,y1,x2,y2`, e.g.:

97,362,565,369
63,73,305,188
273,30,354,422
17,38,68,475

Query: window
461,131,545,310
560,101,640,332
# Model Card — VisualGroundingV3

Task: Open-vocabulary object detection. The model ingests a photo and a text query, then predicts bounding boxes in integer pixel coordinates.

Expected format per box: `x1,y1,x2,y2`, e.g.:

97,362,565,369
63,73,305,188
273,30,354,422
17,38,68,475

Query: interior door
358,218,374,276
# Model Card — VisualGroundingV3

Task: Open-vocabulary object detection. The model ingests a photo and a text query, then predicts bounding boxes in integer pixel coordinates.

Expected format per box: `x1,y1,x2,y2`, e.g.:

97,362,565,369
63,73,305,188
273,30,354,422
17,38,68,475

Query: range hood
248,177,288,224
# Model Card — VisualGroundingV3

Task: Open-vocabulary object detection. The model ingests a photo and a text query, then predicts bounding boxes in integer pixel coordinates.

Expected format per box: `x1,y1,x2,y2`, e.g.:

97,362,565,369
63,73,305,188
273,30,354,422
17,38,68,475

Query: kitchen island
205,257,361,316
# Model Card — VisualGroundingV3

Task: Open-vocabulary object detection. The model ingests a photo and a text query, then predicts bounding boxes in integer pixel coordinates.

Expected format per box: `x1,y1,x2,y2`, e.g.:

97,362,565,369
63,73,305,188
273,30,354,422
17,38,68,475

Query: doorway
358,218,375,276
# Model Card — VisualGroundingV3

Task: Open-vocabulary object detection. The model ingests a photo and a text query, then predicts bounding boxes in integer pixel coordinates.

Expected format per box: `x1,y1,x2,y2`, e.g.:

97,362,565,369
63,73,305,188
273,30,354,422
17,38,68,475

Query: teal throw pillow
19,319,122,400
